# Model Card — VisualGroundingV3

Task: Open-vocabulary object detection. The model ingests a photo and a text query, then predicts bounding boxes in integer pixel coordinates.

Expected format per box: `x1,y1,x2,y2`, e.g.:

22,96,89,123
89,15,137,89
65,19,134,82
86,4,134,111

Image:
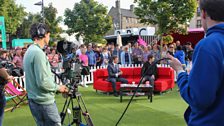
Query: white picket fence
14,63,173,91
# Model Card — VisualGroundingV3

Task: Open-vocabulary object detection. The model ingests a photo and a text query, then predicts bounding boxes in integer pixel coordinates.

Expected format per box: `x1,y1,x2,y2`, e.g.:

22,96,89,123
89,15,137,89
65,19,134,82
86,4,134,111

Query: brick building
189,0,202,29
107,0,152,35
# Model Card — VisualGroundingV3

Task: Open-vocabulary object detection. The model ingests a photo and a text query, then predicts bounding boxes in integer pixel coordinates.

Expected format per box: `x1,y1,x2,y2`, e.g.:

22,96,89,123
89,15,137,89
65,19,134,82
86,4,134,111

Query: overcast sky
16,0,136,17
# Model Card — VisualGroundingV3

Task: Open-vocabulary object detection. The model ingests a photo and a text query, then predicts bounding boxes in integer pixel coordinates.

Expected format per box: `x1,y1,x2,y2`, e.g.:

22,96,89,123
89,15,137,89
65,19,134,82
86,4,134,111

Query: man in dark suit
107,56,128,97
141,54,158,90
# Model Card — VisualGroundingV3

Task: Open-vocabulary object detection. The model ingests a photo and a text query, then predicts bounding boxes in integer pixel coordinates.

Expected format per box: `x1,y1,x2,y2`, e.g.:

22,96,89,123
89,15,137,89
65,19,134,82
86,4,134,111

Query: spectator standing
176,40,182,48
79,47,89,87
13,47,23,68
127,42,132,54
101,47,111,67
86,45,96,67
185,42,194,62
142,46,151,63
132,43,143,64
115,44,122,63
76,44,85,56
120,46,132,65
167,44,175,56
48,48,59,70
150,44,161,61
21,47,27,58
93,46,103,67
174,46,186,67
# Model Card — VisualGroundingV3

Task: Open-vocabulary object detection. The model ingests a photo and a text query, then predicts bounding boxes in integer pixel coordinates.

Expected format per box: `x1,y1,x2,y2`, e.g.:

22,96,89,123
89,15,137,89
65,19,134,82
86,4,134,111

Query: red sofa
93,67,175,93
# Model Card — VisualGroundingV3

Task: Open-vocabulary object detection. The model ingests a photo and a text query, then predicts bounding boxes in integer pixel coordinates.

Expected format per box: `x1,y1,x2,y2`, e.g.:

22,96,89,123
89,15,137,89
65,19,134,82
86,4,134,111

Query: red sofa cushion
93,67,175,93
94,79,121,91
158,67,171,76
133,67,141,76
96,69,108,77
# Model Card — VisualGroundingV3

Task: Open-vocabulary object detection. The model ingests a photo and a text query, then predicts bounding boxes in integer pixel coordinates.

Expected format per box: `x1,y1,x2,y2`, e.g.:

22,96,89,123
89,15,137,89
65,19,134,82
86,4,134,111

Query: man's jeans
0,95,6,126
28,99,61,126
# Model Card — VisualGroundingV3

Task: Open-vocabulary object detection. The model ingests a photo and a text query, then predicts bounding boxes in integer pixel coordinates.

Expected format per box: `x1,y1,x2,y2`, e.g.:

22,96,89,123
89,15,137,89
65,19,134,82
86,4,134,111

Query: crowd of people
75,40,194,69
0,38,195,90
0,39,194,74
1,0,224,126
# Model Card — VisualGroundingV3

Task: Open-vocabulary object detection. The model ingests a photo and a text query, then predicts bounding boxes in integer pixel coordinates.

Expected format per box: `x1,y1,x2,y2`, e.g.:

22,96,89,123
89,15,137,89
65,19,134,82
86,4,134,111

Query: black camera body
0,60,24,77
57,40,82,84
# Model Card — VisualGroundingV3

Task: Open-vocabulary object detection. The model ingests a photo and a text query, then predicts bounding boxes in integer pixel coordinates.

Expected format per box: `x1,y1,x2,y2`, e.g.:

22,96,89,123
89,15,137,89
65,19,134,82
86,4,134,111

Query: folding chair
4,79,27,112
4,95,17,112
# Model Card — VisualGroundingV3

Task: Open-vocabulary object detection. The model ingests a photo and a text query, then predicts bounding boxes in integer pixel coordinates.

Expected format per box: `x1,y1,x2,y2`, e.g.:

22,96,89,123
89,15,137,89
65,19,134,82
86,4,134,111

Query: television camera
56,40,93,126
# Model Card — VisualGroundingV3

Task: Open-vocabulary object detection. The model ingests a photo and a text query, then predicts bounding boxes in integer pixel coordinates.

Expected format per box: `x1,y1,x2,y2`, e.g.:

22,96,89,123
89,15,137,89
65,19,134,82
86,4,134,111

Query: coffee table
119,84,153,103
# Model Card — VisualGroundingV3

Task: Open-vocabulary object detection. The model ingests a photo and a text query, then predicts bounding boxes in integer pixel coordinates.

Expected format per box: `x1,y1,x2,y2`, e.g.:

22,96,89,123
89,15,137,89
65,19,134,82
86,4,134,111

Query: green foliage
44,3,63,41
64,0,112,44
134,0,197,35
0,0,26,34
19,13,42,38
19,3,62,41
162,35,174,44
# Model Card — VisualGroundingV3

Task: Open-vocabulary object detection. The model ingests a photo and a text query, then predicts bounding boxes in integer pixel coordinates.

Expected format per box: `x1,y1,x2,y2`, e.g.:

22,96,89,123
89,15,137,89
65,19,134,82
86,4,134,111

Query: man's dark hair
112,55,118,61
80,44,85,48
176,46,182,51
200,0,224,21
147,54,154,61
186,42,192,45
30,23,50,41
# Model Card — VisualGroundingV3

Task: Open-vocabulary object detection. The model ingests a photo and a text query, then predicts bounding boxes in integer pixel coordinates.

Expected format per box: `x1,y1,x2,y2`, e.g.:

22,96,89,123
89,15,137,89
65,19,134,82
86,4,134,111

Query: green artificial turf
3,85,188,126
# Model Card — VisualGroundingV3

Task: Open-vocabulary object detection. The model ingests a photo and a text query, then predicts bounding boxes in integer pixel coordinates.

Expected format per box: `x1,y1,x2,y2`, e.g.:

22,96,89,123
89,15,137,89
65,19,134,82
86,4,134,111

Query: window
196,20,202,28
197,7,201,17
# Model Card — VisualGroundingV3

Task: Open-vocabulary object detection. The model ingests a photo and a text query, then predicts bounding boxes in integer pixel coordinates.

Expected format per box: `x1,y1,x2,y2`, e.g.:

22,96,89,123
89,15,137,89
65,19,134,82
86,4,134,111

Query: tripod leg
71,98,81,126
61,96,71,125
76,95,94,126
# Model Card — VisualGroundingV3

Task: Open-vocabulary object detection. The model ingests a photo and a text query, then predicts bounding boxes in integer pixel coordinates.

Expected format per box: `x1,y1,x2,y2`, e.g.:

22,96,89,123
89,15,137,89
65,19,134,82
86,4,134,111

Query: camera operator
23,23,68,126
0,58,13,126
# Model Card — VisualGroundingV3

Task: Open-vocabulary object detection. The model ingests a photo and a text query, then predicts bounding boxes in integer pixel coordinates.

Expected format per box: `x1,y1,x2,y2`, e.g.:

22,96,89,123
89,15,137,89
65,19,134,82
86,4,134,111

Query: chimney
130,4,135,12
116,0,120,9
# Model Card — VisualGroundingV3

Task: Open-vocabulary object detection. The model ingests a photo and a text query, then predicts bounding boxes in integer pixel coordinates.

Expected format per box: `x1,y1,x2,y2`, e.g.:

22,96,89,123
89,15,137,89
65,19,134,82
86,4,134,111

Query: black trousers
142,75,155,89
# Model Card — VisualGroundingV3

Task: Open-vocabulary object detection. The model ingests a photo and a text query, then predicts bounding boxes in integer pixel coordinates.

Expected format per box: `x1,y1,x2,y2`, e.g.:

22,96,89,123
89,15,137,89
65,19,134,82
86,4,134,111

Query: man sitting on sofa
141,54,158,90
107,55,128,97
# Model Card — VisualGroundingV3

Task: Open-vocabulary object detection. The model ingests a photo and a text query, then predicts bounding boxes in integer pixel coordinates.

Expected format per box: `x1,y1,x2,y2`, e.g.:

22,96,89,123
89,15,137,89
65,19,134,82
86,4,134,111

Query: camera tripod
60,82,94,126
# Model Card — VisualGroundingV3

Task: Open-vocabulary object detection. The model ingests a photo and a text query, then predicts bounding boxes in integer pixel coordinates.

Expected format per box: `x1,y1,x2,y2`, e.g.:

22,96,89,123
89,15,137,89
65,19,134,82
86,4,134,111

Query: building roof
120,8,138,18
110,7,138,18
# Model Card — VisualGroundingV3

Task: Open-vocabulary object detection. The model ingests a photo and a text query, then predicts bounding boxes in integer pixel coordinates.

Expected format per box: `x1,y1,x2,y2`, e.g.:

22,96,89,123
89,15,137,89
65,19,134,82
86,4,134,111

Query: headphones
36,23,46,38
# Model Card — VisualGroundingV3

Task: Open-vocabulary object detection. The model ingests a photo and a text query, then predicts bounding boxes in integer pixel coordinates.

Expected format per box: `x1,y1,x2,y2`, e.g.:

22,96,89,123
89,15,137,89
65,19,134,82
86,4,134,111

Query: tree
44,3,63,42
0,0,26,34
134,0,197,35
18,13,42,38
18,3,62,43
64,0,112,43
